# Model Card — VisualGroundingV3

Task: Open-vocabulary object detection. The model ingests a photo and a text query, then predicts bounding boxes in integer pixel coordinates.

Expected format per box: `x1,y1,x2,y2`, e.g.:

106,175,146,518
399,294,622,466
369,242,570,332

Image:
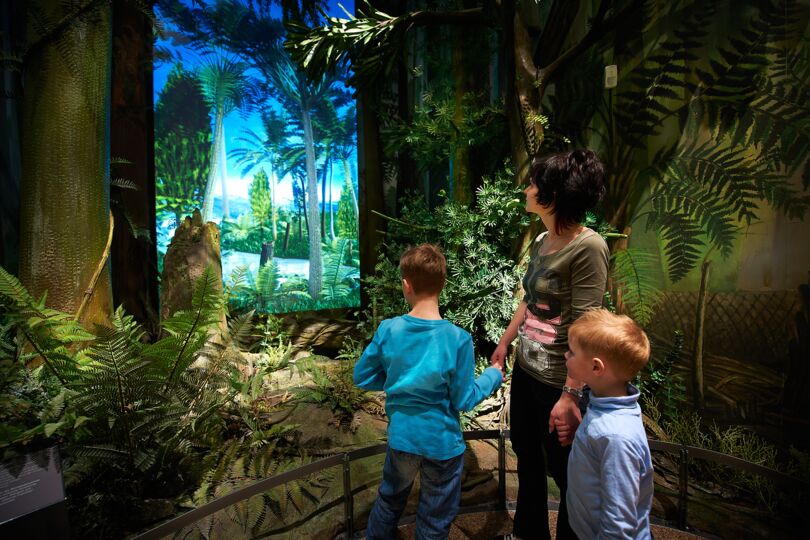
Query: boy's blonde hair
569,309,651,380
399,244,446,296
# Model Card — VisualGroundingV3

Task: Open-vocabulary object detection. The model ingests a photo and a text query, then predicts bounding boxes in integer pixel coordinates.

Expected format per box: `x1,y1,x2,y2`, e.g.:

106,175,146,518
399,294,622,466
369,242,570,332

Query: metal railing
134,430,809,540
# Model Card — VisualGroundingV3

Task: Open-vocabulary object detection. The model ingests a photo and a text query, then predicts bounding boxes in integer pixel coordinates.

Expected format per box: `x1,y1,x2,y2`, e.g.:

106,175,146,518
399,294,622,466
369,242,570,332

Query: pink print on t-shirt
523,308,559,344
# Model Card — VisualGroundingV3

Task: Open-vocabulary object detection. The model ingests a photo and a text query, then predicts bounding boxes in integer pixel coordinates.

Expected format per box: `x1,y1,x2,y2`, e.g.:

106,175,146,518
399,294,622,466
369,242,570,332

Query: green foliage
293,355,371,428
249,168,273,239
221,220,310,259
544,0,810,282
322,238,360,301
653,406,792,513
364,164,530,348
155,66,211,224
286,2,404,88
0,265,232,536
708,424,779,511
637,330,686,422
336,176,358,238
611,248,662,326
382,87,506,172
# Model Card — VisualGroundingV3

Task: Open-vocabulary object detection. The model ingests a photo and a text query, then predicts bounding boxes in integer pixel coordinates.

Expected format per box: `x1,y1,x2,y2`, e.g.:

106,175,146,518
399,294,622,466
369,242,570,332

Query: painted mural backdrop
154,0,359,313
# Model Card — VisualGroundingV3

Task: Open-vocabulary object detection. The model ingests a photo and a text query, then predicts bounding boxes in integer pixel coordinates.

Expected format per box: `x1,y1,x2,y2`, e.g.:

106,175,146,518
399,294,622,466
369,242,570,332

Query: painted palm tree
276,138,309,242
230,108,293,241
197,53,250,222
265,51,346,299
321,103,358,233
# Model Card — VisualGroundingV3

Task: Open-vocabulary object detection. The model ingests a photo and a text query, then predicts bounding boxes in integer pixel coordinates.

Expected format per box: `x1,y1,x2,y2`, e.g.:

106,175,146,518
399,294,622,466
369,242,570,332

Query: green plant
636,330,686,423
0,265,231,536
293,356,372,429
708,424,779,511
363,163,529,349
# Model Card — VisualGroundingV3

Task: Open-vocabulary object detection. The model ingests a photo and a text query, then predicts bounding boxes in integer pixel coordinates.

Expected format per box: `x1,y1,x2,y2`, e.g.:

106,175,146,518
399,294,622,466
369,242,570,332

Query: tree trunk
329,163,335,240
300,106,322,299
693,259,711,410
283,221,291,255
19,0,113,327
320,158,327,241
202,107,224,221
110,0,159,335
451,25,472,204
259,242,273,267
358,86,385,309
270,166,277,240
219,122,229,218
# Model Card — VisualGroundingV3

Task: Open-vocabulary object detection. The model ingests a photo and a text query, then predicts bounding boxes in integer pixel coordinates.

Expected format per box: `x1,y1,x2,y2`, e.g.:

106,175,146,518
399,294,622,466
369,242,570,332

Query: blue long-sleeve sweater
566,384,653,539
353,315,502,460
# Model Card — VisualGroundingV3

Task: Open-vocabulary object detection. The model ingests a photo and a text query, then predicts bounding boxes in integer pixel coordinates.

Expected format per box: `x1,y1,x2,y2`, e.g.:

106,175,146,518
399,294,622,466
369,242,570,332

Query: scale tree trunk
19,0,113,327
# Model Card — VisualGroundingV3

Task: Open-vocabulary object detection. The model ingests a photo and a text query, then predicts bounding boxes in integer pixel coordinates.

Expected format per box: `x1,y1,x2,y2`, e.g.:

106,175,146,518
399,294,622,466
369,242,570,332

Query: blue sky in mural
154,0,360,313
154,0,356,215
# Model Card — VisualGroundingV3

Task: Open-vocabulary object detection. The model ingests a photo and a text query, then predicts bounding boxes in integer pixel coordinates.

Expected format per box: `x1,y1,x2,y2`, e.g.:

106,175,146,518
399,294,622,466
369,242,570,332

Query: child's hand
490,344,508,372
548,396,582,446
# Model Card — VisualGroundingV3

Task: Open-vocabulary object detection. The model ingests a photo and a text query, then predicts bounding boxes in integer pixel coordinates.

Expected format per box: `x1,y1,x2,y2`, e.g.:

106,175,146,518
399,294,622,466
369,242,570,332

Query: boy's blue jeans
365,447,464,540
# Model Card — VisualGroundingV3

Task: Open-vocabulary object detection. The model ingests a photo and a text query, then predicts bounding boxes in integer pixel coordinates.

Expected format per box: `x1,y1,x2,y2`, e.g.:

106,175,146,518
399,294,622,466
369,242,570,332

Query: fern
611,248,662,326
146,265,222,385
321,239,360,301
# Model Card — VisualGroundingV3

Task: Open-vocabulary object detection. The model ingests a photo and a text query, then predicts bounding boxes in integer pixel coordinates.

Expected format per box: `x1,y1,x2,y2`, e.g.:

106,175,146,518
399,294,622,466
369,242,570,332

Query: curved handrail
133,430,809,540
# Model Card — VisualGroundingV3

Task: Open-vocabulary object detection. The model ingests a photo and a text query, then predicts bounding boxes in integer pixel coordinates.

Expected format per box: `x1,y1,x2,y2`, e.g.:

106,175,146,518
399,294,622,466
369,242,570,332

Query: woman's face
524,181,553,217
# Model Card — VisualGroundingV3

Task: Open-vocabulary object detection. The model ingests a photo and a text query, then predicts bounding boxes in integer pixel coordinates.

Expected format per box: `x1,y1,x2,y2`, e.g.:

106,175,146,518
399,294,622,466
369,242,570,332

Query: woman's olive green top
517,228,609,387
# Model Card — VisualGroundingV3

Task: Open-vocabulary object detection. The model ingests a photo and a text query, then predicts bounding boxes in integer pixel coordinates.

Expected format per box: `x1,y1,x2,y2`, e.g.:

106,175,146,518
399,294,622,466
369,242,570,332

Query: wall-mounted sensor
605,64,618,89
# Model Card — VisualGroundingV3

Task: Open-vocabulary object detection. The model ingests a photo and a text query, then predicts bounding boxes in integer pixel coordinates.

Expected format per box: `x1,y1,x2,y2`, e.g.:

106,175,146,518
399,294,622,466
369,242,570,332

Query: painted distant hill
213,197,250,218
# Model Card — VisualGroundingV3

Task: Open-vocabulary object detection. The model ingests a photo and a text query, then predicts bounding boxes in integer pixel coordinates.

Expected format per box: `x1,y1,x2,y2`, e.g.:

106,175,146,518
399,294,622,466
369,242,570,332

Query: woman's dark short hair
529,149,606,233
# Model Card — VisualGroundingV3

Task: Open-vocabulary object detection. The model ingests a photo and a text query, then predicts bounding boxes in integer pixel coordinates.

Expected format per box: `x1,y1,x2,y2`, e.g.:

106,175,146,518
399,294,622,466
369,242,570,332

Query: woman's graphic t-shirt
517,228,609,387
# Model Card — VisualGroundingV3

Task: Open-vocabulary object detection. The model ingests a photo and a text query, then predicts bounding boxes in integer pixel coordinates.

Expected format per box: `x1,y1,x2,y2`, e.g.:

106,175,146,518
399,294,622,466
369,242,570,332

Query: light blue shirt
567,384,653,539
353,315,502,460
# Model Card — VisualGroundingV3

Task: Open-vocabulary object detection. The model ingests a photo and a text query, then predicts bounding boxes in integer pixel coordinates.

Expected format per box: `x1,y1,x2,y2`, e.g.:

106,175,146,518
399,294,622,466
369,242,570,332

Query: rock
160,209,223,322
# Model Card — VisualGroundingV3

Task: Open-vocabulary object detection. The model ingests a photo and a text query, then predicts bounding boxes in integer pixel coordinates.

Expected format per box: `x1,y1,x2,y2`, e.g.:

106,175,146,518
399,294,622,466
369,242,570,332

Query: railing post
678,447,689,530
498,429,506,510
343,453,354,538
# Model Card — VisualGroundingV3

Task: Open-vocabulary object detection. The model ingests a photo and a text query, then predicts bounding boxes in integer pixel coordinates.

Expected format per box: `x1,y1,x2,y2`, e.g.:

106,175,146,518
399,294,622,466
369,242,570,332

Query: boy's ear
401,278,412,294
592,357,606,375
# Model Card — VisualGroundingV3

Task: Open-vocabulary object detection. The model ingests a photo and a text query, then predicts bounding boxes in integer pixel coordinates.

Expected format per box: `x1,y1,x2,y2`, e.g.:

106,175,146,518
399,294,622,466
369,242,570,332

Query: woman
491,149,609,540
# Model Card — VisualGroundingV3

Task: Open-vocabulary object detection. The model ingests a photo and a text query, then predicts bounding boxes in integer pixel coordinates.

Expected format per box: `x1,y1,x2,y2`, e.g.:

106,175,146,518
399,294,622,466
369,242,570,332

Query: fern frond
611,249,662,326
227,310,255,349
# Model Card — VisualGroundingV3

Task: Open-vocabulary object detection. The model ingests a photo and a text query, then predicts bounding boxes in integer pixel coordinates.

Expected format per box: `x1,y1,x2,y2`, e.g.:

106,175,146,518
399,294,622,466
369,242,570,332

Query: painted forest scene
154,0,360,313
1,0,810,539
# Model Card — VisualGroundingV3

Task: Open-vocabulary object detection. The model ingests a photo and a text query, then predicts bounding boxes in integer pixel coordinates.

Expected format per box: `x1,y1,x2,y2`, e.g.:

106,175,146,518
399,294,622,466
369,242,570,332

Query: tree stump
160,209,223,322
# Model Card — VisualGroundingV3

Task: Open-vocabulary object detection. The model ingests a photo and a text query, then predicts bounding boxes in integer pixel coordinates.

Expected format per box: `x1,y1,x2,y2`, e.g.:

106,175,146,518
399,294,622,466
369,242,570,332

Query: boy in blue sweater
354,243,503,539
564,309,653,539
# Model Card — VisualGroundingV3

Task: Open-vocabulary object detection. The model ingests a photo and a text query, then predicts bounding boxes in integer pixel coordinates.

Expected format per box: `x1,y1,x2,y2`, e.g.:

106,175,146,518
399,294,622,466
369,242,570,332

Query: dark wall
0,1,24,275
110,0,159,334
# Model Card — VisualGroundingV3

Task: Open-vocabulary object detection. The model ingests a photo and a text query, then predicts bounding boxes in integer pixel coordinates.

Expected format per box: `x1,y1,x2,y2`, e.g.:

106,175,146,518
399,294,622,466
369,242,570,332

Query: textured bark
19,0,113,327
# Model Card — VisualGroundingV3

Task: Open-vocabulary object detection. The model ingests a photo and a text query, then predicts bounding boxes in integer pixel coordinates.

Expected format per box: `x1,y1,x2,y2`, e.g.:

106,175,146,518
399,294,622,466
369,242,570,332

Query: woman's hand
548,393,582,446
490,343,508,373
